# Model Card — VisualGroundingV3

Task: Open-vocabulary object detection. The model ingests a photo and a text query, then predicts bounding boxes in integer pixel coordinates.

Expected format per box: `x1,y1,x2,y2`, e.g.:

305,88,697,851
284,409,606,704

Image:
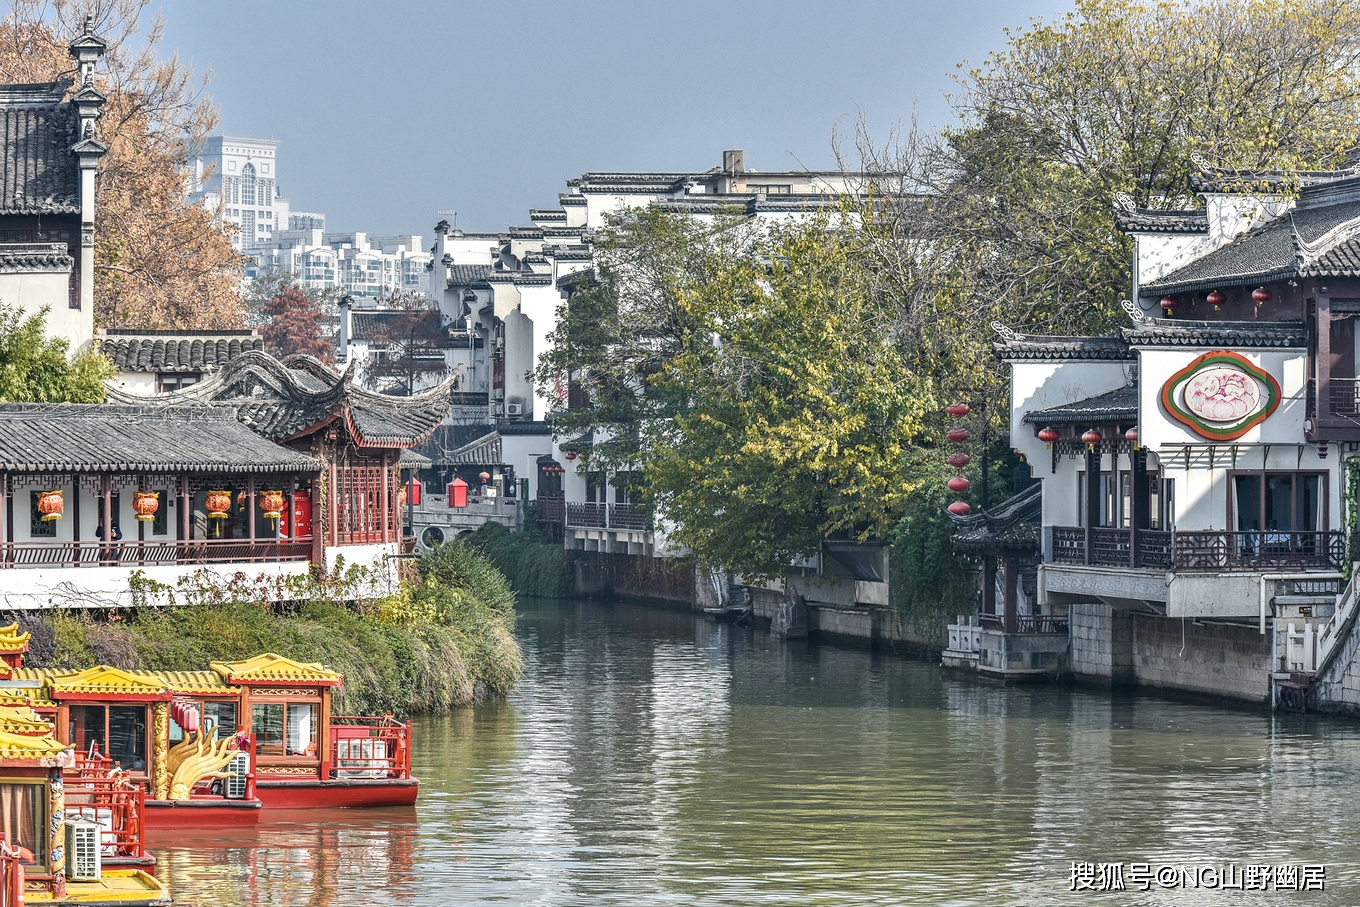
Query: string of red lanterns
945,403,971,516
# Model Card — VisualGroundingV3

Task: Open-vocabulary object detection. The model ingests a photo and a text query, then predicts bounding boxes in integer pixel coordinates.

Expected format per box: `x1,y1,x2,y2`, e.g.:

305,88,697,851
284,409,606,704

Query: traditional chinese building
996,165,1360,709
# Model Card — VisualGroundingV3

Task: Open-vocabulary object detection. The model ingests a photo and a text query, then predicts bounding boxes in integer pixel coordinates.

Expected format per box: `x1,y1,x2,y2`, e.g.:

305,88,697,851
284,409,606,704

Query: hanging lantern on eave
133,491,159,523
946,427,970,443
947,452,971,469
1160,296,1180,316
1252,286,1272,307
1038,427,1060,449
1125,426,1139,450
36,489,63,522
564,451,577,461
947,500,971,516
205,490,233,520
258,490,285,523
947,475,971,493
946,403,970,417
1206,289,1226,311
1082,429,1103,450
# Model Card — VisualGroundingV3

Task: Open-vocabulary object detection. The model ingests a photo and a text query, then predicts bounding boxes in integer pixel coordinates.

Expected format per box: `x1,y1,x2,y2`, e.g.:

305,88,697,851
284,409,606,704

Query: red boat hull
142,797,262,829
254,778,419,809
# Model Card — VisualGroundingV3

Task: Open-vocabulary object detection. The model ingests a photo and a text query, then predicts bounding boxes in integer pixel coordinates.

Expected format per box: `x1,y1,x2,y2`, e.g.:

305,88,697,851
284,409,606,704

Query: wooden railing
566,502,608,528
330,714,412,780
1050,526,1344,571
0,538,312,568
608,503,650,530
537,493,565,523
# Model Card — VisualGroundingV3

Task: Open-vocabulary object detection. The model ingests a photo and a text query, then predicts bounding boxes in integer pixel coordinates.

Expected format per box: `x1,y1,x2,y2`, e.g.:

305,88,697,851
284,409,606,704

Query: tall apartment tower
190,136,291,250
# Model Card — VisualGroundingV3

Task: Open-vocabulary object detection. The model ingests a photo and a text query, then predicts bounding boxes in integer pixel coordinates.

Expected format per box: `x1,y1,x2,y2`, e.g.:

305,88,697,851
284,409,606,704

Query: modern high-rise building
190,136,292,250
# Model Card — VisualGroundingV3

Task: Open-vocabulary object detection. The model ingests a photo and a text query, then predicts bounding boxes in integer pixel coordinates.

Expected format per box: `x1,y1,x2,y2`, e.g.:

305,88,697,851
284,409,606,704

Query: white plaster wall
107,371,157,395
323,543,401,596
0,270,87,351
0,561,311,610
517,283,563,420
501,434,553,499
502,309,534,417
1133,232,1219,288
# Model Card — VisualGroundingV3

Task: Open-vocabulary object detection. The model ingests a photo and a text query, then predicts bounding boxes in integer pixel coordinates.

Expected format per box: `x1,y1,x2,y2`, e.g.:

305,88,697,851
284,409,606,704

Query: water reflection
152,599,1360,906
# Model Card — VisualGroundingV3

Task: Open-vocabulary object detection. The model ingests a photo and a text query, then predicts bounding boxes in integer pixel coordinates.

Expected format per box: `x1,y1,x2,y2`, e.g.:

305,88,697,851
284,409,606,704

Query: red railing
330,714,412,780
64,774,147,860
0,844,22,907
0,539,311,568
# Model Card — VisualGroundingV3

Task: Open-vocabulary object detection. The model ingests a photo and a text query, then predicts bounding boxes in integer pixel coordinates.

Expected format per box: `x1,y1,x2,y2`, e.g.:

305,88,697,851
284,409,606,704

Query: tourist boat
0,711,169,904
0,631,416,817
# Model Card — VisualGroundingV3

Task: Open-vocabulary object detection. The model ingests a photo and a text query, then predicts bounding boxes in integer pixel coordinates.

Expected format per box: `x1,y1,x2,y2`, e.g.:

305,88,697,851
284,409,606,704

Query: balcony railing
978,613,1069,634
537,493,565,523
1051,526,1345,572
0,538,312,569
564,501,651,532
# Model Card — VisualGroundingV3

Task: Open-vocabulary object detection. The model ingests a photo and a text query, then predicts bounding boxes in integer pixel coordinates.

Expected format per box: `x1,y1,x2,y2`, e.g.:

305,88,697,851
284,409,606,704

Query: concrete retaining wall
1069,603,1270,703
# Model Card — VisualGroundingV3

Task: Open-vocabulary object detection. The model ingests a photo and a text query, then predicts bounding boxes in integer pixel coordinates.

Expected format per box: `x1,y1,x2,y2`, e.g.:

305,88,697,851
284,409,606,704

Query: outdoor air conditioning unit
506,402,523,416
222,750,251,800
66,820,101,881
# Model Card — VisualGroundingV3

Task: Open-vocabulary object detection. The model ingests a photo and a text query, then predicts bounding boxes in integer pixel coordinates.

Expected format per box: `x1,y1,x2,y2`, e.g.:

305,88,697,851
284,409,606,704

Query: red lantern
947,452,971,469
564,451,577,461
1037,427,1060,448
946,403,970,417
1082,429,1103,449
1160,296,1179,316
36,489,63,522
948,475,971,493
947,501,971,516
1125,426,1139,448
258,490,285,522
132,491,159,523
1206,289,1226,310
1252,286,1272,306
205,490,233,520
946,428,970,443
479,471,491,485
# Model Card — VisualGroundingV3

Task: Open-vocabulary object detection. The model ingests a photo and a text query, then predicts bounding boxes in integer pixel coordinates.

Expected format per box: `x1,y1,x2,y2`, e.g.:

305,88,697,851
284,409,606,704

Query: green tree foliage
0,303,114,403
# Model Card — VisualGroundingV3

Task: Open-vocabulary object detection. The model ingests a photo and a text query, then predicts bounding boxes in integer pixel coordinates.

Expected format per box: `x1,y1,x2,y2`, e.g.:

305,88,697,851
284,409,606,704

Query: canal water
150,598,1360,905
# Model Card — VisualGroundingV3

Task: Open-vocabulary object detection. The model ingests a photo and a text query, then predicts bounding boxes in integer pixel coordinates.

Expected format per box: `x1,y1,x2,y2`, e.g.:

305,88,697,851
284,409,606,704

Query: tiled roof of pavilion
0,403,322,473
948,484,1041,554
1144,176,1360,296
0,82,80,215
105,351,452,449
1115,207,1208,234
96,329,263,373
212,653,341,686
1023,385,1138,425
991,323,1134,362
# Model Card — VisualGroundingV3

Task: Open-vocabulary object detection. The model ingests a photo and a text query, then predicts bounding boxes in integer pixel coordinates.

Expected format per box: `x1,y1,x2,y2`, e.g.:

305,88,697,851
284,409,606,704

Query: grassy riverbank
466,516,575,598
13,541,524,716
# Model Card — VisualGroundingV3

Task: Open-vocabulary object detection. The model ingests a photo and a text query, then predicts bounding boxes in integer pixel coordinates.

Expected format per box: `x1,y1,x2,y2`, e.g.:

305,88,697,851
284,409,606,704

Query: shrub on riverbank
465,517,574,598
15,541,523,715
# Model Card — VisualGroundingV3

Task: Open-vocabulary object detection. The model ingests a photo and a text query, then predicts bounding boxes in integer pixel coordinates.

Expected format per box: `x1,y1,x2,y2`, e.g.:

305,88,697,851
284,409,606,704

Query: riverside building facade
950,164,1360,712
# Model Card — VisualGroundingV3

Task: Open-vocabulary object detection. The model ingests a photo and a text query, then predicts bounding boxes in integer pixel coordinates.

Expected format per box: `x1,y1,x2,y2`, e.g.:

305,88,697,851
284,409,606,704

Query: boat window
286,703,316,756
69,705,106,758
0,782,46,867
108,706,147,772
252,704,286,756
205,701,239,740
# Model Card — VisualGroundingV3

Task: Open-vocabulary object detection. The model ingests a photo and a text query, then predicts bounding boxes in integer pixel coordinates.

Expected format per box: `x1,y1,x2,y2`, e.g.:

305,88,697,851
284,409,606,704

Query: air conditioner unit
66,820,101,881
221,750,251,800
506,402,523,416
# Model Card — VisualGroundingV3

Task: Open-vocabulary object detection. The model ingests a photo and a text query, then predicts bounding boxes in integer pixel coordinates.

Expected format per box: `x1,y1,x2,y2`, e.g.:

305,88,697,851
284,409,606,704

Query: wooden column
1131,448,1150,568
151,701,169,801
1084,446,1101,566
1318,295,1332,422
178,475,189,542
71,475,81,544
100,472,112,561
981,554,997,615
1003,556,1019,634
285,475,296,542
1,472,8,566
380,452,391,543
137,477,146,545
246,474,256,543
329,461,339,549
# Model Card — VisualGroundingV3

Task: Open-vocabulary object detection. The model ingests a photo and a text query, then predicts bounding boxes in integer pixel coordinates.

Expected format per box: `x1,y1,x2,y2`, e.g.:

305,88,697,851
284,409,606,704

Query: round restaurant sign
1160,350,1280,441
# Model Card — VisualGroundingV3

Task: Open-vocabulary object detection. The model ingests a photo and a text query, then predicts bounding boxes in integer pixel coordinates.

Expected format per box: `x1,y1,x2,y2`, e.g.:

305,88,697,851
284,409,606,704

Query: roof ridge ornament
1121,298,1151,326
990,321,1020,343
1114,191,1137,214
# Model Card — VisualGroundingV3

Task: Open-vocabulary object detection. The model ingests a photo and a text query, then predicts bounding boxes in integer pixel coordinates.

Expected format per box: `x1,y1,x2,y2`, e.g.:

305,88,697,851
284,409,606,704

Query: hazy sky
157,1,1075,237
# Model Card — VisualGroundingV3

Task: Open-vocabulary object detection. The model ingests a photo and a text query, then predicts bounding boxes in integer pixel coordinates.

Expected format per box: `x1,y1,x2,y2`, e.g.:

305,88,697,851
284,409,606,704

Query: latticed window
335,464,387,543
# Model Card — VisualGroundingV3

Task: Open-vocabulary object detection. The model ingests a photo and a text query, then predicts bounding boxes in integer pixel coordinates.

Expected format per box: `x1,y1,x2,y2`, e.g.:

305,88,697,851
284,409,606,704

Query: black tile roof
97,332,263,374
1144,184,1360,295
1122,318,1306,348
1116,208,1208,234
0,83,80,216
446,265,491,287
348,310,443,343
105,351,451,449
568,173,689,194
992,330,1134,361
0,403,320,473
412,423,497,463
949,484,1041,554
0,242,72,272
1023,385,1138,425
